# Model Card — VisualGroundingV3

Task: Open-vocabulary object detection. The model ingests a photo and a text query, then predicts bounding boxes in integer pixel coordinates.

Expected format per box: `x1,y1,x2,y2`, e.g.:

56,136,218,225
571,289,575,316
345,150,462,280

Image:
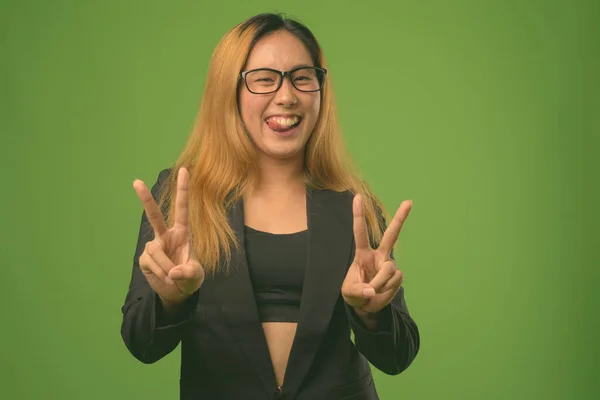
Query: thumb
169,259,204,282
343,282,376,300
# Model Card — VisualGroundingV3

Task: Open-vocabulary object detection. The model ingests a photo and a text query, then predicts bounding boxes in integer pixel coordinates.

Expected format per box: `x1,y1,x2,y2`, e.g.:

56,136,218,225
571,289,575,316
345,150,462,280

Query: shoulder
147,167,175,200
152,167,175,188
308,188,355,220
157,167,174,183
309,187,354,204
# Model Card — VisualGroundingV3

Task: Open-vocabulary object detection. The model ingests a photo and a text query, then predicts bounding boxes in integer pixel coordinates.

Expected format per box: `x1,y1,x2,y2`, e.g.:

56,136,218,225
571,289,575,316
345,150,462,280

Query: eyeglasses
240,66,327,94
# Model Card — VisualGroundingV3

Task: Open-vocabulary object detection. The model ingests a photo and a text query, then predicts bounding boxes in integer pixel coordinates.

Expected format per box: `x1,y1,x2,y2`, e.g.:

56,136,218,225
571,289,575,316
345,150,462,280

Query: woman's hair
157,13,387,275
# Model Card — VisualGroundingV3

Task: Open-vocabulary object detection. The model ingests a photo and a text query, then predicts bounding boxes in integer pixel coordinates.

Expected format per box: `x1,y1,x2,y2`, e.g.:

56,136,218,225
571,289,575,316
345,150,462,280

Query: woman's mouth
265,115,302,135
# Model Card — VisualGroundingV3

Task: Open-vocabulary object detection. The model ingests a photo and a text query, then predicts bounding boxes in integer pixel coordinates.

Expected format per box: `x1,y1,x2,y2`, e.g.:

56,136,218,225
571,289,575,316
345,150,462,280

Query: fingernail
164,276,174,285
363,288,375,297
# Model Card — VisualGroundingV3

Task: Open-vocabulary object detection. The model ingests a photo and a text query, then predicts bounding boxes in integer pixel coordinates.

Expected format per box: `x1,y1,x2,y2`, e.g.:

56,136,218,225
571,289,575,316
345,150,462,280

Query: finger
133,179,168,237
139,252,174,285
169,261,204,282
356,263,365,284
342,282,376,300
146,241,176,275
368,260,397,292
378,200,412,256
380,269,404,293
174,167,190,230
353,194,371,252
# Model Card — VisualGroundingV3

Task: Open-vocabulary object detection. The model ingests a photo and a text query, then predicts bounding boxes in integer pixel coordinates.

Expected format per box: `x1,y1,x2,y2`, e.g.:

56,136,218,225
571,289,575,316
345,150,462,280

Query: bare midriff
262,321,298,388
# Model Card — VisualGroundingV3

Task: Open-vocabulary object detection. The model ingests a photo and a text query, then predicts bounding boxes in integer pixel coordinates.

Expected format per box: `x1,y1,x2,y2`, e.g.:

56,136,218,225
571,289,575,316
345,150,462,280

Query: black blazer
121,169,420,400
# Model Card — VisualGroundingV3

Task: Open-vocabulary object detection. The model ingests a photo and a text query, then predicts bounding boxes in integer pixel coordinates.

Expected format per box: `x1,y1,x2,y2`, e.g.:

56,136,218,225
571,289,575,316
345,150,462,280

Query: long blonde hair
158,13,387,275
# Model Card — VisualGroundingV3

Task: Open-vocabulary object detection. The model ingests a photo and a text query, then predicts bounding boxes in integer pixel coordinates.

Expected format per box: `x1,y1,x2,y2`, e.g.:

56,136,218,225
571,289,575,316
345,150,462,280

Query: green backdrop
2,0,599,399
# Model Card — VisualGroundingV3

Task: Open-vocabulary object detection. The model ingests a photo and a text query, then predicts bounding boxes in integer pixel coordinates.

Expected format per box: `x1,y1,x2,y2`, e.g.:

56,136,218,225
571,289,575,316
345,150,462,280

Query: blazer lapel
283,188,354,397
212,198,277,396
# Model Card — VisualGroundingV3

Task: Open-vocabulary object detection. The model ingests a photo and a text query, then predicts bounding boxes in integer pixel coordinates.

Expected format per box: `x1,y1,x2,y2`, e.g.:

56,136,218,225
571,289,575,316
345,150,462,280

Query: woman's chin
259,144,305,162
251,128,311,162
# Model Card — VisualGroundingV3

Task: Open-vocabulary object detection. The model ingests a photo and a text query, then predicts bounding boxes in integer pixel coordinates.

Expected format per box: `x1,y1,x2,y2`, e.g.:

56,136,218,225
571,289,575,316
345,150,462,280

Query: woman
121,13,419,400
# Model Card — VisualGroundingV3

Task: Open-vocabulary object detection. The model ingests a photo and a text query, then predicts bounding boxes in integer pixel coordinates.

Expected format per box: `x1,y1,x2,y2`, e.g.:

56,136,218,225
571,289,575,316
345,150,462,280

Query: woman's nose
274,76,298,107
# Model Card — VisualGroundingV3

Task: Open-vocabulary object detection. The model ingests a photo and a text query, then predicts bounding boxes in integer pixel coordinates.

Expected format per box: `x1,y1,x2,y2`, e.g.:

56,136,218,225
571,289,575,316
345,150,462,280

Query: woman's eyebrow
251,64,313,70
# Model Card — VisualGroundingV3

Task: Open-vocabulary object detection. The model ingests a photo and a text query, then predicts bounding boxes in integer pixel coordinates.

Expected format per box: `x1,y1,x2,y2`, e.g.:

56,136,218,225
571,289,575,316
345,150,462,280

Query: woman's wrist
353,307,380,331
159,295,188,313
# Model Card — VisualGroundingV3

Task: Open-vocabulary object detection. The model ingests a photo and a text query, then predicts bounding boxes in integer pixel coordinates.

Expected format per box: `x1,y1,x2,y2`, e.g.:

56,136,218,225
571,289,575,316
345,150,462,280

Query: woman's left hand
341,194,412,315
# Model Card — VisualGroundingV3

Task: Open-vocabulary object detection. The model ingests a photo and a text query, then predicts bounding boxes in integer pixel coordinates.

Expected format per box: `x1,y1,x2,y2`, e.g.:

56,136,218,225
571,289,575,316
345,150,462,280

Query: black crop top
244,225,308,323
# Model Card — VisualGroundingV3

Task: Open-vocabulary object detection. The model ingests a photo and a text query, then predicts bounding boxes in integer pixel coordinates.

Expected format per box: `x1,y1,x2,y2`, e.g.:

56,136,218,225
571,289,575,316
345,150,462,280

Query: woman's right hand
133,167,204,309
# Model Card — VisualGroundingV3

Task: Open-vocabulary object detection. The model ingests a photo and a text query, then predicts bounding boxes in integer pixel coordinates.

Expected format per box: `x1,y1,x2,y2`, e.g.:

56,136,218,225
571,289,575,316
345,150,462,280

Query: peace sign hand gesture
342,195,412,315
133,168,204,310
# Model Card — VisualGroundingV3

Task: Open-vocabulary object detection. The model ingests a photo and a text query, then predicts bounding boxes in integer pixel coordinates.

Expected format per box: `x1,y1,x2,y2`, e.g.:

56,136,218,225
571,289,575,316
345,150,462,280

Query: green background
2,0,599,399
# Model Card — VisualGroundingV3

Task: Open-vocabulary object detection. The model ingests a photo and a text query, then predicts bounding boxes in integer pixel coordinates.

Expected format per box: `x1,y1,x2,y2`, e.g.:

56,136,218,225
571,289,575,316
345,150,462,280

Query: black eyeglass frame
239,66,328,94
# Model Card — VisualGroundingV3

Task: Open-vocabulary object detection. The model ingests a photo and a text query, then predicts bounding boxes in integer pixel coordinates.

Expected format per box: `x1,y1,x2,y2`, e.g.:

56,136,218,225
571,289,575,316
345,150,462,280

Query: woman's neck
253,154,305,193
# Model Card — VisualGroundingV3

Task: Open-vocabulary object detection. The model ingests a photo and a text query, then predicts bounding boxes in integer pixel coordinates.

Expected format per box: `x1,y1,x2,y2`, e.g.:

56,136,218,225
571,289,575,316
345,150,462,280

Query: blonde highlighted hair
157,13,386,274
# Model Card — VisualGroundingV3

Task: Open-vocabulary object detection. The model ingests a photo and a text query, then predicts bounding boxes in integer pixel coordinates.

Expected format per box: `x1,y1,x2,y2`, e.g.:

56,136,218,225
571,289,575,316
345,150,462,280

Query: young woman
121,13,420,400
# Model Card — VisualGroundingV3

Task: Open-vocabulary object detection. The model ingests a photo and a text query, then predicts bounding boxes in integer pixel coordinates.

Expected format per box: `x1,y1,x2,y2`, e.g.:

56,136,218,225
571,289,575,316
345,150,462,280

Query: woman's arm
345,205,420,375
345,284,420,375
120,169,199,364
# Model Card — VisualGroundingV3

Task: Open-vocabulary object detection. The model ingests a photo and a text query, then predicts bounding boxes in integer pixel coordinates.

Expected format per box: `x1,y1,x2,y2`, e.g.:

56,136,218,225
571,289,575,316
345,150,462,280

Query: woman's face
238,30,321,163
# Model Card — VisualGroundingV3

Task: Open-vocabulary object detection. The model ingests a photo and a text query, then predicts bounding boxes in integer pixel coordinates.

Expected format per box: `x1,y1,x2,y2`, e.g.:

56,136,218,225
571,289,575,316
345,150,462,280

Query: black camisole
244,225,308,323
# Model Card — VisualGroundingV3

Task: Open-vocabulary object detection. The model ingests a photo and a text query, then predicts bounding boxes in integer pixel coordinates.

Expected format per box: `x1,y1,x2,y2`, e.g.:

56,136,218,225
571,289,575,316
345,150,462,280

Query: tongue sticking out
266,118,300,132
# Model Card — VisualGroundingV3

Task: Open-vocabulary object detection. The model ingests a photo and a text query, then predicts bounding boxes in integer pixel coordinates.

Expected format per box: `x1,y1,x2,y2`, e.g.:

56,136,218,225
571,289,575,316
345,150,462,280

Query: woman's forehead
245,31,313,70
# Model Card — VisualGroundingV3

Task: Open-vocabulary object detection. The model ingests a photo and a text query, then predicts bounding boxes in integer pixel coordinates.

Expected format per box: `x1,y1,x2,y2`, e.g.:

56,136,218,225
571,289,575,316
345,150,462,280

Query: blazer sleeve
120,168,200,364
344,205,420,375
